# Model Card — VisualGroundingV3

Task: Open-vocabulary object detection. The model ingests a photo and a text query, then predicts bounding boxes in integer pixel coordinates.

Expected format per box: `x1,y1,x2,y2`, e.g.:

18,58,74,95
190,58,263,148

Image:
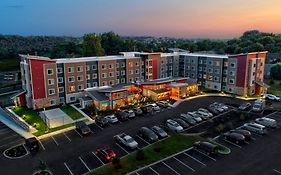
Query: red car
96,147,117,162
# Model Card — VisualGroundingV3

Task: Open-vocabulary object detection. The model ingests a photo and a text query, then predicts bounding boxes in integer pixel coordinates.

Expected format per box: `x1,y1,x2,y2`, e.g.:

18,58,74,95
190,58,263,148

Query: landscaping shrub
269,79,275,85
135,149,146,161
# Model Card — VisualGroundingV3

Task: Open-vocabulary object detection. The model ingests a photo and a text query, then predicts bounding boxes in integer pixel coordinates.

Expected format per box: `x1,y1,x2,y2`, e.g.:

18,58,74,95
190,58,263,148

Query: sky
1,0,281,38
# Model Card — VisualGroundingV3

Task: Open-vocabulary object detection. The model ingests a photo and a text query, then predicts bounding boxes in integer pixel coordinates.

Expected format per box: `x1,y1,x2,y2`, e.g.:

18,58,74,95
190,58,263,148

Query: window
92,65,97,70
68,67,74,73
109,72,114,78
57,68,63,74
92,73,97,79
121,63,125,68
116,71,120,76
116,63,119,68
214,69,220,74
199,67,202,71
77,66,83,72
68,76,75,83
86,65,90,71
208,68,213,73
199,60,203,64
229,79,235,84
60,97,65,103
116,79,120,84
191,66,195,71
50,99,56,105
230,71,235,76
214,76,219,81
135,77,139,81
223,77,227,82
135,62,139,66
223,70,227,74
253,64,256,67
77,76,83,81
129,78,133,82
109,64,114,69
70,96,76,102
121,70,125,76
198,74,202,78
48,89,55,95
48,79,54,85
208,75,213,80
101,64,106,70
78,84,84,91
230,63,236,68
129,70,133,75
58,87,64,93
135,69,139,74
86,74,90,80
215,61,220,66
224,62,228,67
69,86,75,92
102,73,107,78
121,78,125,83
86,83,91,88
208,61,213,65
109,80,114,85
93,82,98,87
102,81,107,86
47,69,53,75
58,77,63,83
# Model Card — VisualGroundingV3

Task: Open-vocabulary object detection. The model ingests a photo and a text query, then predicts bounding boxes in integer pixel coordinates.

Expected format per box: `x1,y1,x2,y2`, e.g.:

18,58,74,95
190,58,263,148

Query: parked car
157,101,169,108
166,119,183,133
138,127,158,142
255,117,277,128
238,103,252,111
195,111,210,120
222,132,245,144
243,123,267,135
96,147,117,162
140,106,153,115
151,126,168,138
104,114,119,124
193,141,219,155
146,103,160,111
229,129,251,141
174,118,190,129
115,111,129,121
198,108,213,117
123,109,136,118
265,94,281,102
188,112,202,123
115,133,138,149
207,104,220,115
252,99,266,112
75,121,92,135
180,114,197,125
95,117,109,127
25,137,39,153
132,108,143,116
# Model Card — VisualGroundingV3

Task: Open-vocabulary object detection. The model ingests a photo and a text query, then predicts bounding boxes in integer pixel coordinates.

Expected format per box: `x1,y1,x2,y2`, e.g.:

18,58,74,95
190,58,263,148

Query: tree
82,33,105,56
270,63,281,80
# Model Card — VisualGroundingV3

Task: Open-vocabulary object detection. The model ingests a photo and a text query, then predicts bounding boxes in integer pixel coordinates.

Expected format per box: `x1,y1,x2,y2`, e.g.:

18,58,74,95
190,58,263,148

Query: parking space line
64,162,74,175
92,151,105,165
136,135,150,145
51,136,59,146
193,149,216,161
116,143,129,154
79,156,91,171
149,167,160,175
74,129,83,138
273,169,281,174
161,161,180,175
63,132,71,142
38,139,46,150
136,172,140,175
222,139,242,148
251,137,256,141
173,157,195,172
183,152,206,166
94,123,103,130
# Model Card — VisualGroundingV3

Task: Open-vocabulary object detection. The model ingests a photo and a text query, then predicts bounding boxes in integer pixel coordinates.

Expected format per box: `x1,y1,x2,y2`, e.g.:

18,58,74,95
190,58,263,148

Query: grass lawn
12,106,74,136
89,134,201,175
265,79,281,96
60,105,85,120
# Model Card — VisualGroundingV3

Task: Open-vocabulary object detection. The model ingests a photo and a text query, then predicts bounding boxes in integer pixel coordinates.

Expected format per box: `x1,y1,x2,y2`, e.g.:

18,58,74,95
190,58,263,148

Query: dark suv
115,111,129,121
75,121,92,135
193,141,219,155
138,127,158,142
95,117,109,127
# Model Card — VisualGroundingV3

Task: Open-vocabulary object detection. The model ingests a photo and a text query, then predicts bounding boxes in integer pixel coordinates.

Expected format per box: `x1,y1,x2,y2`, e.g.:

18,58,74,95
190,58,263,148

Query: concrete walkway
0,107,33,139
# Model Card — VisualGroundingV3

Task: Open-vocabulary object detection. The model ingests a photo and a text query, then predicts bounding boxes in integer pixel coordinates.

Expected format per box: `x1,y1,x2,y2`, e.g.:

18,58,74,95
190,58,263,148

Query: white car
104,114,118,124
166,119,183,133
243,123,267,135
265,94,281,102
255,117,277,128
196,111,210,120
123,110,136,118
147,103,160,111
115,133,138,149
198,108,213,117
187,112,202,122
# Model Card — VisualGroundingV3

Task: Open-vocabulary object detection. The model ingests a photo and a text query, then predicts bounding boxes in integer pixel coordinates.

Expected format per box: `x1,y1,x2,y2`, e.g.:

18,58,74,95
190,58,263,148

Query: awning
10,90,26,99
255,81,270,88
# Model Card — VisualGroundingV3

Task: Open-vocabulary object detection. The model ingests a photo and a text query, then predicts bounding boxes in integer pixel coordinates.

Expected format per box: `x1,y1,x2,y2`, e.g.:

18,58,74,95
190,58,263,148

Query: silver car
255,117,277,128
243,123,267,135
166,119,183,133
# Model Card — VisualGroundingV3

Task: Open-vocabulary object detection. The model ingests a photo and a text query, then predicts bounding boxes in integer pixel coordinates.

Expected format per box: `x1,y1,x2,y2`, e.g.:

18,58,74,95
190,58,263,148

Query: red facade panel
235,55,248,88
152,58,158,80
29,59,50,99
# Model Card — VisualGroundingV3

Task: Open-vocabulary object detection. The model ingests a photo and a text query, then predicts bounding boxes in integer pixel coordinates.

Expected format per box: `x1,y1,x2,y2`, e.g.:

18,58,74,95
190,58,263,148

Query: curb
3,144,29,159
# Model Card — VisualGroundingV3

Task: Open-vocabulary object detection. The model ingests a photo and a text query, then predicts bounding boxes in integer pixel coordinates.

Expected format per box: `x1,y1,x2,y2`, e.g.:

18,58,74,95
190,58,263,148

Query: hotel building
14,50,268,110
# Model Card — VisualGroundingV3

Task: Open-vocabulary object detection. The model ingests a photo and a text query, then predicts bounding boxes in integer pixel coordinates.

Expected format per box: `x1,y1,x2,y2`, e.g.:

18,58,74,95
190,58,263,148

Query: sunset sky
1,0,281,38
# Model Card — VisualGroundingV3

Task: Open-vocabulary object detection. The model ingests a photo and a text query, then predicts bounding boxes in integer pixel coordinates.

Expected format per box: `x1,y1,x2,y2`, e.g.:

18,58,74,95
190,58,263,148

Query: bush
135,149,146,161
269,79,275,85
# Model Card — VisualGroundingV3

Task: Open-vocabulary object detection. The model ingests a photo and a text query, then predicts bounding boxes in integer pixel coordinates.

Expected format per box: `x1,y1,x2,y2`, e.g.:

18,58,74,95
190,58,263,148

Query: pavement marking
79,156,91,171
51,136,59,146
251,137,256,141
135,172,140,175
149,167,160,175
64,162,74,175
183,152,206,166
74,129,83,138
94,123,103,130
193,149,216,161
38,139,46,150
63,132,71,142
92,151,105,165
116,143,129,154
273,169,281,174
173,156,195,172
244,141,250,144
222,139,242,148
161,161,181,175
136,135,150,145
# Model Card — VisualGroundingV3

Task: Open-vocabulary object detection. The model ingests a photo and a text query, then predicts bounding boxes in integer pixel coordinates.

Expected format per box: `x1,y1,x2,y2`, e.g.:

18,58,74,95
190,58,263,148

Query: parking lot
130,111,281,175
0,121,24,151
0,96,280,175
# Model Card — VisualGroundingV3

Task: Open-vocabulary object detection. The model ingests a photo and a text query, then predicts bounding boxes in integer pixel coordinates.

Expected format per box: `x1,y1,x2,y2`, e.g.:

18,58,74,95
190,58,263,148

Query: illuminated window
69,86,75,92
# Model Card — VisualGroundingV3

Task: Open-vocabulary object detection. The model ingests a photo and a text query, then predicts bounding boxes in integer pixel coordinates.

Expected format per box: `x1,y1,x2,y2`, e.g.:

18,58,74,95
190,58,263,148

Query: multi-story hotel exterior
15,50,268,110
